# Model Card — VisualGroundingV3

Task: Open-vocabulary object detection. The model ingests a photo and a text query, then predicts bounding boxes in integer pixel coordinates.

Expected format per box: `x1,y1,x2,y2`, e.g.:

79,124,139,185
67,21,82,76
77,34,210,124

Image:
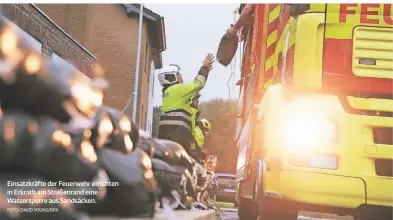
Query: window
147,53,151,82
145,112,148,130
5,18,42,53
52,53,90,81
145,41,150,76
52,53,76,71
141,105,145,129
151,61,155,98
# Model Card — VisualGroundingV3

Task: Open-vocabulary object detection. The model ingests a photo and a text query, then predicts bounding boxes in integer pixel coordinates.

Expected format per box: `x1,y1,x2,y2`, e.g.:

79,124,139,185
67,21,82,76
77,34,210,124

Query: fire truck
233,4,393,220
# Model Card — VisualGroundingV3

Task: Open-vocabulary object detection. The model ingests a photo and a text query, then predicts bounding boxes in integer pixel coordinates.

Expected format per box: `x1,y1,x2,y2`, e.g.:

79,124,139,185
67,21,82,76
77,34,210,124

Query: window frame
4,18,42,53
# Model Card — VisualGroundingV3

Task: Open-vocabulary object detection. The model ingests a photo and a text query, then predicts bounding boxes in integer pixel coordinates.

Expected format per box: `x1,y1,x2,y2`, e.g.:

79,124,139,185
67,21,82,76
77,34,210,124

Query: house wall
1,4,96,75
39,4,155,129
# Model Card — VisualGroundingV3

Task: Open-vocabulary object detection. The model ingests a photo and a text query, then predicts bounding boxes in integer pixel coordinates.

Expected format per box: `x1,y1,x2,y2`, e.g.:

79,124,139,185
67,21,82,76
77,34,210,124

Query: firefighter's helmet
157,64,181,86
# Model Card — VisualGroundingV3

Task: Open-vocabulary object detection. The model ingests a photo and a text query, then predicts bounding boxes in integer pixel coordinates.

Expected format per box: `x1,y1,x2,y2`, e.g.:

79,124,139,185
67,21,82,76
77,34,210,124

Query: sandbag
216,33,238,67
91,106,137,154
151,158,184,198
154,139,195,169
0,111,100,182
92,148,157,218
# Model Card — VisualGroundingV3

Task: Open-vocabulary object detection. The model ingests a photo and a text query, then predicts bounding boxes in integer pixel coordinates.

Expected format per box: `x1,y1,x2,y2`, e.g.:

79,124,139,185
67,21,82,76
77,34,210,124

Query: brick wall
39,4,154,129
1,4,96,76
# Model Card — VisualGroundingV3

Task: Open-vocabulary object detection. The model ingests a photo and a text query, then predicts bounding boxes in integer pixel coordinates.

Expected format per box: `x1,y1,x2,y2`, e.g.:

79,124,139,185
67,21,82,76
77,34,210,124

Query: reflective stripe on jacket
159,109,192,131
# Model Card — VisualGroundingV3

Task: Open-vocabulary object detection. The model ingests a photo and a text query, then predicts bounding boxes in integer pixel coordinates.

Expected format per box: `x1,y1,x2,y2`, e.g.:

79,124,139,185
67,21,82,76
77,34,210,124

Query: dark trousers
158,125,193,154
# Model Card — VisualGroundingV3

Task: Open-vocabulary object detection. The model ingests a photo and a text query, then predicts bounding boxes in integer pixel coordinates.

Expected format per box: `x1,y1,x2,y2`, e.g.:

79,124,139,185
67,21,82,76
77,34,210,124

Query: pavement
214,202,238,220
91,209,216,220
220,207,238,220
297,211,354,220
91,202,240,220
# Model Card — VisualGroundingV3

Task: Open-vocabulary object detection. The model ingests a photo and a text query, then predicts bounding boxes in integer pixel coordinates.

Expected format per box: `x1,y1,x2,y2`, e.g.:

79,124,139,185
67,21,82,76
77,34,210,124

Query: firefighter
157,54,214,154
191,118,211,162
225,4,255,39
192,116,213,206
188,91,211,163
189,93,204,162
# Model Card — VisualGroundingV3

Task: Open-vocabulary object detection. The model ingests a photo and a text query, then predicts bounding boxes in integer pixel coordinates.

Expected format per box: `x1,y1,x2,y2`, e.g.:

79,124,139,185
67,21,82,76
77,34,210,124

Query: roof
122,4,166,53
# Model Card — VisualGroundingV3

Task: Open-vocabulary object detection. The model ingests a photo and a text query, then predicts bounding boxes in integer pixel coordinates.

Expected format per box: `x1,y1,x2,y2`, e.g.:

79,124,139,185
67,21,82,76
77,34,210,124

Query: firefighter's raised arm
226,4,254,39
195,53,214,85
180,53,215,98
